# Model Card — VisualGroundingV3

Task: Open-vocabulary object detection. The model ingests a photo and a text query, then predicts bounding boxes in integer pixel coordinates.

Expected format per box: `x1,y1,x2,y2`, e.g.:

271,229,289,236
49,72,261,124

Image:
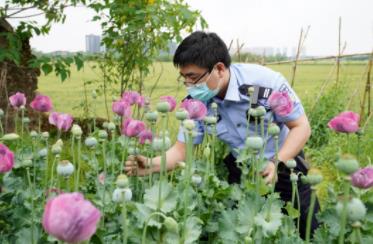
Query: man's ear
216,62,226,76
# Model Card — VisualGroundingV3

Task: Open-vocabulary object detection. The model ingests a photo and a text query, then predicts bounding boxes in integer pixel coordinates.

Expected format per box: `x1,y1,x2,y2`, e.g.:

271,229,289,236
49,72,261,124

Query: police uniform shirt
177,63,305,160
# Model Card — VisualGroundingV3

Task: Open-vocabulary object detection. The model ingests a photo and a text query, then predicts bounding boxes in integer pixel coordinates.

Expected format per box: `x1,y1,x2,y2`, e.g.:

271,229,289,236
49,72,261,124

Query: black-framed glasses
177,70,210,87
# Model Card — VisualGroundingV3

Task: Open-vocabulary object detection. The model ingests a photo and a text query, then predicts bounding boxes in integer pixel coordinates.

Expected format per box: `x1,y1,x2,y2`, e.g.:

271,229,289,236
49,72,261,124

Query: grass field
38,62,369,118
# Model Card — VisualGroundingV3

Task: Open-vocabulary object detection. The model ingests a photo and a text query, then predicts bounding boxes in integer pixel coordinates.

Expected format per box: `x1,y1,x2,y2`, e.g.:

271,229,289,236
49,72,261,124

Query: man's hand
260,161,277,185
124,155,154,176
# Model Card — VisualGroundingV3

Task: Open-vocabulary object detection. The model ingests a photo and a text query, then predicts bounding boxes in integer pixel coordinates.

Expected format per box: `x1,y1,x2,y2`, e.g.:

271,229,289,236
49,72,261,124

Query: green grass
38,62,369,116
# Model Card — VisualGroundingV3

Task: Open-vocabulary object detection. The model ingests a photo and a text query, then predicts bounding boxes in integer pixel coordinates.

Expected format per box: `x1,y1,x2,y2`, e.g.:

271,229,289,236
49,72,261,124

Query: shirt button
237,123,241,127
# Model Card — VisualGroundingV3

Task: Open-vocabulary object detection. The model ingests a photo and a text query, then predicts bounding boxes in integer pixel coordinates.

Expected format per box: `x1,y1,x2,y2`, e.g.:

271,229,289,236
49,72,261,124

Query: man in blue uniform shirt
125,31,319,239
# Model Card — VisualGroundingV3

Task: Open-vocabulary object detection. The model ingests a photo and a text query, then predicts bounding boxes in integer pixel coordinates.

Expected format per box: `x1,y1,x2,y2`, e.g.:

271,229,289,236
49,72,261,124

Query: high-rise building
85,34,102,54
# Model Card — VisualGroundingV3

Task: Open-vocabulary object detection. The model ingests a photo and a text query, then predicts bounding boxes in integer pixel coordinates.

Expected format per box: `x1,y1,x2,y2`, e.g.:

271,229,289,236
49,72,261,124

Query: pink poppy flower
328,111,360,133
9,92,26,109
268,91,293,116
122,91,144,107
138,129,153,144
42,192,101,243
351,167,373,189
112,99,132,117
160,96,177,112
30,94,53,112
121,118,146,137
180,99,207,120
0,143,14,173
49,112,73,132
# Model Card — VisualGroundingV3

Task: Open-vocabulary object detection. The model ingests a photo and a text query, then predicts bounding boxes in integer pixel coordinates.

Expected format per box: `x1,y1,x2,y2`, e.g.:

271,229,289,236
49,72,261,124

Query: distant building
85,34,102,54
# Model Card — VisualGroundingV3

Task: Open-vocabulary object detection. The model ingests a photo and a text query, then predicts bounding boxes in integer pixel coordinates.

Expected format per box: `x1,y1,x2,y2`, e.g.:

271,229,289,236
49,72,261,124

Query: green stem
21,108,24,138
14,110,18,133
102,140,107,227
38,113,41,133
49,156,58,189
338,180,350,244
141,212,167,244
295,181,301,233
122,200,128,244
26,168,35,244
111,131,116,175
306,187,316,243
75,137,81,192
0,119,4,137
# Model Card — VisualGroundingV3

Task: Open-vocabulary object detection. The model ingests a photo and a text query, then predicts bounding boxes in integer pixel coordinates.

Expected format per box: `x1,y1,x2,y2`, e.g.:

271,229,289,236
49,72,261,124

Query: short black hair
173,31,231,71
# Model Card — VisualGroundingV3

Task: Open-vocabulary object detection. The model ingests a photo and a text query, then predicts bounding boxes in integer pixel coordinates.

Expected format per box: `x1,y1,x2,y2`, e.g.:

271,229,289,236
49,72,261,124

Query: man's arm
278,114,311,162
261,114,311,184
124,141,186,176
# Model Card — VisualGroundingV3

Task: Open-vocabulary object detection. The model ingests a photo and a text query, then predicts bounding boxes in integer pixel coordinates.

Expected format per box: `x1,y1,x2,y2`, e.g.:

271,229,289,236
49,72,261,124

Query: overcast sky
3,0,373,56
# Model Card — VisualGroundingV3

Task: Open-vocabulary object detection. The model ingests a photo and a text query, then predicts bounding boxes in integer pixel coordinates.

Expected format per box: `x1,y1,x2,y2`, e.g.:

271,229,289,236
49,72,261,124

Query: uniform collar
214,65,241,102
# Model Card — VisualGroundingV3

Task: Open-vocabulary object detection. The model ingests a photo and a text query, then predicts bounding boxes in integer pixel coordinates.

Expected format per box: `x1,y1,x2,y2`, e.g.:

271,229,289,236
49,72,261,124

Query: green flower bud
107,122,116,131
102,122,109,129
204,116,217,124
335,154,359,175
85,137,98,148
22,117,30,124
71,124,83,137
57,160,74,177
55,139,63,147
128,147,139,155
183,119,195,131
152,137,171,151
98,130,108,140
42,132,49,139
348,198,367,222
268,123,280,136
175,109,188,121
164,217,179,233
211,102,218,110
248,87,255,96
245,136,264,150
290,172,298,182
30,130,38,138
0,108,4,117
192,174,202,186
256,106,266,117
116,174,129,188
112,188,132,203
248,108,259,117
1,133,20,141
51,144,62,155
23,159,32,167
38,148,48,158
301,169,323,185
156,101,170,113
285,159,297,169
145,111,158,122
336,198,367,222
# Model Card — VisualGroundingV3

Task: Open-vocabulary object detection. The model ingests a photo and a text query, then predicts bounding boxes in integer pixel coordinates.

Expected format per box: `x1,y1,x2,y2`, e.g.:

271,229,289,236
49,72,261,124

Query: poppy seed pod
183,119,195,131
116,174,129,188
335,154,359,175
268,123,280,136
175,110,188,121
156,101,171,113
145,111,158,122
245,136,264,150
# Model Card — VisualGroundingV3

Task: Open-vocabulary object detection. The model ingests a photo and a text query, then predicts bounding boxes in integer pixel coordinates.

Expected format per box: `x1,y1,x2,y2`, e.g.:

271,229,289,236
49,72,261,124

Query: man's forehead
179,64,205,75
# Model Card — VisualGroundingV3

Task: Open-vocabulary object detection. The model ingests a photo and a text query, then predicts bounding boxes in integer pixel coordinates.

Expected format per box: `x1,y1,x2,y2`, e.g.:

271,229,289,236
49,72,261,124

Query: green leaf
184,216,203,244
41,63,53,75
218,209,239,242
134,203,162,229
285,202,300,219
317,208,340,237
144,180,177,213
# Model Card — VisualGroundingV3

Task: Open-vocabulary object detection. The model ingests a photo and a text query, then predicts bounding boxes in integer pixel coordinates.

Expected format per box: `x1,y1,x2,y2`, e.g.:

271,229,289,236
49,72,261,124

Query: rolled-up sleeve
272,74,305,123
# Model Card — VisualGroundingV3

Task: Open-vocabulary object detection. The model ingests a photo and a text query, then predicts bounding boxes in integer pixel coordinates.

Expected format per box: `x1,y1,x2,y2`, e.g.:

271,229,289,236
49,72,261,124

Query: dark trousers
223,151,320,240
